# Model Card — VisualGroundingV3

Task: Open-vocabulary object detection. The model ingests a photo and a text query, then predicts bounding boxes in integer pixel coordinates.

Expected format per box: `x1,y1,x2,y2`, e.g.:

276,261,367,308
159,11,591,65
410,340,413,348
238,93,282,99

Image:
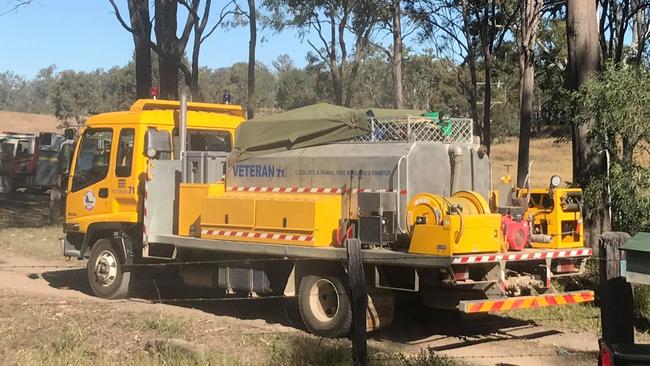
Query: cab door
110,127,139,222
66,128,115,231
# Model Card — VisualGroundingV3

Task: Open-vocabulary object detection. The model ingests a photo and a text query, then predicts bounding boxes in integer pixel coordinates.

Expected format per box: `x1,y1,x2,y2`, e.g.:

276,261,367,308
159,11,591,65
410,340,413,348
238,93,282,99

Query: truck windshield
72,128,113,192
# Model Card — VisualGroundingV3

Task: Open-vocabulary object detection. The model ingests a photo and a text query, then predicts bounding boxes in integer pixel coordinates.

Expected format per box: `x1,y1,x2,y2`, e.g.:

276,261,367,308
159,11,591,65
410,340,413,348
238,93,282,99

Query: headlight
550,175,562,188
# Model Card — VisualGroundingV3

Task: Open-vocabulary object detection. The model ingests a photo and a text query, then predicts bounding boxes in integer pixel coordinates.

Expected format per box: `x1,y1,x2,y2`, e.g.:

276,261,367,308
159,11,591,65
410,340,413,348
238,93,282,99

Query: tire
298,274,352,338
87,239,131,299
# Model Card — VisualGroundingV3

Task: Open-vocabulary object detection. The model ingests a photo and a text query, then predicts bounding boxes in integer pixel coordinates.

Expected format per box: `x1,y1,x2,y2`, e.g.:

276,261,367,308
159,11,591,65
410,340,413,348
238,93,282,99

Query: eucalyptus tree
265,0,381,106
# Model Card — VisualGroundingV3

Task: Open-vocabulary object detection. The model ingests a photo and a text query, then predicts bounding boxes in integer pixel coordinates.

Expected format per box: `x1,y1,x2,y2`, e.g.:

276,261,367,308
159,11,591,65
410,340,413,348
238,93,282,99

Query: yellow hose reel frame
405,191,491,236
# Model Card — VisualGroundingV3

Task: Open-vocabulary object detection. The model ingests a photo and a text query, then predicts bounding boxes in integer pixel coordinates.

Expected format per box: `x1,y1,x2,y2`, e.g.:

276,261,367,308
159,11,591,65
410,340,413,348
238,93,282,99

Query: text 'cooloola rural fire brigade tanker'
61,98,593,337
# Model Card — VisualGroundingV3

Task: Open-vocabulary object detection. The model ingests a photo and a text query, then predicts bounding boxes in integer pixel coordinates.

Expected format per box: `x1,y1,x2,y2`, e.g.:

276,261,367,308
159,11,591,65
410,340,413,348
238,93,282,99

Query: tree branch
108,0,135,34
0,0,31,16
201,0,237,43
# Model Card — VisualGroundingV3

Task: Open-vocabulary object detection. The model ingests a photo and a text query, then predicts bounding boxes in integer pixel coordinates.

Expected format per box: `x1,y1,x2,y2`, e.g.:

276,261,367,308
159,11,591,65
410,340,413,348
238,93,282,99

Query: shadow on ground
39,266,561,350
0,192,51,228
41,267,306,330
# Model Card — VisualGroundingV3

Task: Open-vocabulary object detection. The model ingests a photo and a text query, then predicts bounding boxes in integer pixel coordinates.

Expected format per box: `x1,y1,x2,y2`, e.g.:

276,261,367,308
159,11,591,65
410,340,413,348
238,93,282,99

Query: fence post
346,238,368,366
599,232,635,345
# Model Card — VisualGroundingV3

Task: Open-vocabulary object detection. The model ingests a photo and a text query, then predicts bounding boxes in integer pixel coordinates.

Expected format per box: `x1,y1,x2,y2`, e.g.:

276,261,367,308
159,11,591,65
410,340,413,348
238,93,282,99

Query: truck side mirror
145,128,172,160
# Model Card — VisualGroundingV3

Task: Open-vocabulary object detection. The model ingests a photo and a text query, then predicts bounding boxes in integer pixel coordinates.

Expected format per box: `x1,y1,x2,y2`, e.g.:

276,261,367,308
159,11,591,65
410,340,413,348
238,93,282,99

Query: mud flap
346,238,367,366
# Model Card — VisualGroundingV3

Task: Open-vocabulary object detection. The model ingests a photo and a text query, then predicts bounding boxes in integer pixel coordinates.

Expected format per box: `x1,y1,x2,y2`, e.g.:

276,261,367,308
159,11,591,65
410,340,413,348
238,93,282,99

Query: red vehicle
0,131,67,192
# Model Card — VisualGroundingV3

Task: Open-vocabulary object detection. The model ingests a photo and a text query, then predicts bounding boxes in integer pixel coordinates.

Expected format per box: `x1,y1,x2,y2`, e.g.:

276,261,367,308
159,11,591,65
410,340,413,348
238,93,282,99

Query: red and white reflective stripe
227,186,408,195
201,229,313,242
142,187,148,245
452,248,592,264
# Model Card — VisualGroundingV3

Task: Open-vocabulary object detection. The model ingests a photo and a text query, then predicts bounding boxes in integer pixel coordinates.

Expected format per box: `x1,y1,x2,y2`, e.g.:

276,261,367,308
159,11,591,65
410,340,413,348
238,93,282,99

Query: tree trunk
247,0,257,118
516,0,542,188
567,0,610,247
460,0,481,137
128,0,152,99
191,36,200,100
483,51,492,154
622,136,635,164
391,0,403,109
155,0,179,100
517,60,534,187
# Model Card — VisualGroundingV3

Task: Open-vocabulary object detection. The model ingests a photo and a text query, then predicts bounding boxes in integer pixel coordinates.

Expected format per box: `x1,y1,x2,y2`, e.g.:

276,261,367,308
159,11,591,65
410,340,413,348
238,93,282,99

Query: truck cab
63,99,244,266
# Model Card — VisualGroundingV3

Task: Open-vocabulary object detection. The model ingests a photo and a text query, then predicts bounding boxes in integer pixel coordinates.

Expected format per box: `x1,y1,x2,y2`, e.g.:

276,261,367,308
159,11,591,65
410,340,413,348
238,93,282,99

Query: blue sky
0,0,314,78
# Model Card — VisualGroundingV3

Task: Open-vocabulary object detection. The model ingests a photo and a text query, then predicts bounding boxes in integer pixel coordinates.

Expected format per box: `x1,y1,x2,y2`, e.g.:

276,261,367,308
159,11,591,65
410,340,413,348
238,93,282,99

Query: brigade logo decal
84,190,96,211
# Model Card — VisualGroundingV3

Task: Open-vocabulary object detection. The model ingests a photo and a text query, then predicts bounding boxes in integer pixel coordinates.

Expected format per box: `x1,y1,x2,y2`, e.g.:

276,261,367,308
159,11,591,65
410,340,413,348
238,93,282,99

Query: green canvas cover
229,103,425,163
229,103,366,163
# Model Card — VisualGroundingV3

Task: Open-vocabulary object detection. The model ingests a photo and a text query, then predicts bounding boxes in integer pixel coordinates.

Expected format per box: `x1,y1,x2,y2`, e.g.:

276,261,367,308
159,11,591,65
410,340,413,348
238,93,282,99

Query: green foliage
0,71,27,111
634,285,650,331
199,63,276,109
0,51,526,137
51,70,104,125
574,63,650,234
583,163,650,234
535,18,571,136
276,68,319,109
579,63,650,160
402,53,469,114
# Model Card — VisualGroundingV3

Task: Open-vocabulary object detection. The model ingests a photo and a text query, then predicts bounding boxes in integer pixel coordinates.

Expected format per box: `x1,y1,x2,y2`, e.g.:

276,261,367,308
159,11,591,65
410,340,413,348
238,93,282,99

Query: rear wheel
298,274,351,338
87,239,131,299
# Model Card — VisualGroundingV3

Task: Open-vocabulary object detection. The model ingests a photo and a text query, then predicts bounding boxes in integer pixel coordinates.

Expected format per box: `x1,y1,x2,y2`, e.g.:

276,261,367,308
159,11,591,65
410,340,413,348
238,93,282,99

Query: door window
72,129,113,192
187,130,232,152
115,129,135,177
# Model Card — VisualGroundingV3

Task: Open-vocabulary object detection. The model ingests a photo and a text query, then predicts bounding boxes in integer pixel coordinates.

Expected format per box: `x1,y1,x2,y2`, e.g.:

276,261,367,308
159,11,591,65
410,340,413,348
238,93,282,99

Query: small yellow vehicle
61,98,593,337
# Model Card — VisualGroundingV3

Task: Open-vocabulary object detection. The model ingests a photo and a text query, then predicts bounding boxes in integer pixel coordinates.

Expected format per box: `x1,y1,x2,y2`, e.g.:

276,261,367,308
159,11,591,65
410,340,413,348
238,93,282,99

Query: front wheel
298,274,352,338
87,239,131,299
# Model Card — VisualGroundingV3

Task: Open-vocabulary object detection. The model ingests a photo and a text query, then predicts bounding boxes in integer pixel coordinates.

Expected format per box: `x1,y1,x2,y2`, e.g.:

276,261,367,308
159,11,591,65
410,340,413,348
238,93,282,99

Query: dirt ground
0,250,600,366
0,192,600,366
0,138,597,366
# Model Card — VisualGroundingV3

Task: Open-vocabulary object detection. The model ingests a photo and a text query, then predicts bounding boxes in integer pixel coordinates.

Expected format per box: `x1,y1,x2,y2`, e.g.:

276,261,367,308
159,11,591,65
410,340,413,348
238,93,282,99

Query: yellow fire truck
61,98,593,337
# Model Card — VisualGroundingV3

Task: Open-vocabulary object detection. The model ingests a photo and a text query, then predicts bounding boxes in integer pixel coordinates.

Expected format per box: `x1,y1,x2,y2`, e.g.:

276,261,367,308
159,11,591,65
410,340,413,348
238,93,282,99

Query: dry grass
0,111,60,134
0,293,248,365
0,226,62,259
508,303,601,334
490,138,573,187
0,290,458,366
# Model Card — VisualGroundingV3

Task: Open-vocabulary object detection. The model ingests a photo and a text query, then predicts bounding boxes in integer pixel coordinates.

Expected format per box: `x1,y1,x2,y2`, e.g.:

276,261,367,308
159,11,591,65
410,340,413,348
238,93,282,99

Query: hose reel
405,191,491,237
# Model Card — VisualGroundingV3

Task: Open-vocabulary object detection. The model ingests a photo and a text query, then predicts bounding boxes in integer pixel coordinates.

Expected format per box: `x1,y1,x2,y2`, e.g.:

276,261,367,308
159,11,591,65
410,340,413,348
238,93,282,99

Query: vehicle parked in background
0,131,70,193
48,129,77,223
0,135,15,193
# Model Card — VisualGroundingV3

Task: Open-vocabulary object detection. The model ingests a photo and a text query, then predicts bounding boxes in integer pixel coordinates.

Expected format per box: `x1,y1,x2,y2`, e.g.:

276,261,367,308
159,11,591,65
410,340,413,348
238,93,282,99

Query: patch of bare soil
0,111,60,134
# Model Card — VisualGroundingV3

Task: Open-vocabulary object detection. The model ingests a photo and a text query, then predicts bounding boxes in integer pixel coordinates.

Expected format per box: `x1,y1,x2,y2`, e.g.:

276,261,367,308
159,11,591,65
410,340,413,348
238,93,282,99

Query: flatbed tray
153,234,592,269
